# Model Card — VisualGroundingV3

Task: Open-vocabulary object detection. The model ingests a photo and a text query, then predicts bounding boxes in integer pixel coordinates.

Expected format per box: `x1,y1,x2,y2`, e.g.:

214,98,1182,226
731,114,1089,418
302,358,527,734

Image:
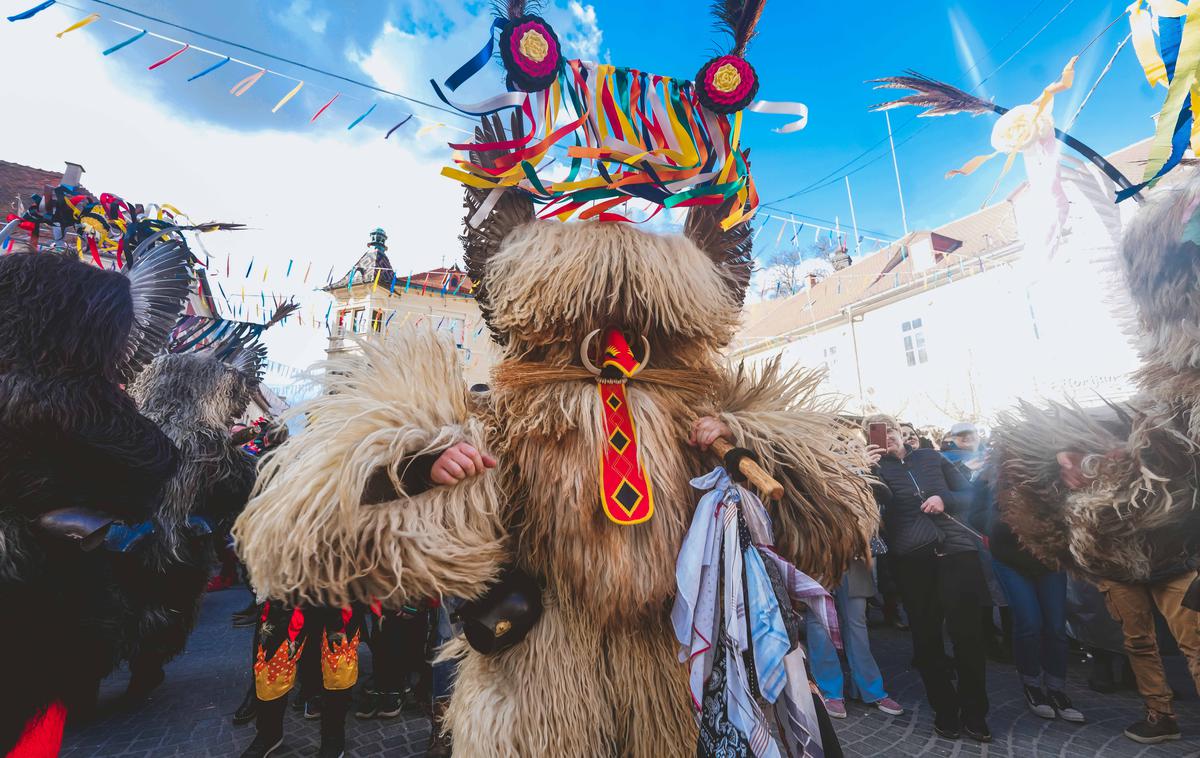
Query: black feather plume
492,0,542,20
264,299,300,329
870,72,1000,117
712,0,766,56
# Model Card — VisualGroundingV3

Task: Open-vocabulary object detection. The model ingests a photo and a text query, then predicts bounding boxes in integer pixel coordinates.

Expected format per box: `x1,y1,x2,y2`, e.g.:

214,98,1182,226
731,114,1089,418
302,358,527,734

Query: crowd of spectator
810,414,1200,747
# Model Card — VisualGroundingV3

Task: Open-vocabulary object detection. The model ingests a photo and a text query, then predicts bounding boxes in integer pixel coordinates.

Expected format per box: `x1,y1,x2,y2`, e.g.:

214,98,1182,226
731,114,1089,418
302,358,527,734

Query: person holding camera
865,414,991,743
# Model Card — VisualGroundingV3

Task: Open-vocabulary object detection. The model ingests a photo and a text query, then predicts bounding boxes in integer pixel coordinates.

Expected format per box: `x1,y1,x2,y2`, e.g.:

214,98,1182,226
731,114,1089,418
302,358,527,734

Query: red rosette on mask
695,54,759,114
499,15,562,92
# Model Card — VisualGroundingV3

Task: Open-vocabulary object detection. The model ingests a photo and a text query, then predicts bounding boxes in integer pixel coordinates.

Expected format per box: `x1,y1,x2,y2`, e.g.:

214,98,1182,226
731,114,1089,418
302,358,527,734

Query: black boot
318,690,350,758
426,698,452,758
233,683,258,725
240,696,286,757
124,652,166,703
233,600,263,628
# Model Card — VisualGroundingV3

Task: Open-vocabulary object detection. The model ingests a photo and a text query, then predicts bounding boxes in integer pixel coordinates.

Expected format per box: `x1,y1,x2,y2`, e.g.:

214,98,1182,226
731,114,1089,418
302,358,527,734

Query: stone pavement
62,587,1200,757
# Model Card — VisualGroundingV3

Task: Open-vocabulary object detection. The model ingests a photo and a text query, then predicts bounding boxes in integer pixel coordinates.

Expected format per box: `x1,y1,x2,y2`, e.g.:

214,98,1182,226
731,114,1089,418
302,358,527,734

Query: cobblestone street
62,588,1199,757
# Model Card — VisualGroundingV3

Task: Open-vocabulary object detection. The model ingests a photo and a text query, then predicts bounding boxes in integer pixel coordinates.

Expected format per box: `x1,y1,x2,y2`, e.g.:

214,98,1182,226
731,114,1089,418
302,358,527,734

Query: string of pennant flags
5,0,478,141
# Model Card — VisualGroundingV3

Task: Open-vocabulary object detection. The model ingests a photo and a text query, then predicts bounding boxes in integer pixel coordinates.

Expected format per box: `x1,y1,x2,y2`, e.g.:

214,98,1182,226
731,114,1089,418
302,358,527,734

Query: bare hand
920,495,945,514
866,444,886,466
689,416,733,452
1056,451,1090,490
430,442,498,486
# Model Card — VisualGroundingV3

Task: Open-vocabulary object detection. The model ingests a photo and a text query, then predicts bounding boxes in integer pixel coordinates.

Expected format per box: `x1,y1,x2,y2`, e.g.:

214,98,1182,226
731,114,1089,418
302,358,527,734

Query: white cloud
561,1,603,62
0,8,466,372
274,0,331,36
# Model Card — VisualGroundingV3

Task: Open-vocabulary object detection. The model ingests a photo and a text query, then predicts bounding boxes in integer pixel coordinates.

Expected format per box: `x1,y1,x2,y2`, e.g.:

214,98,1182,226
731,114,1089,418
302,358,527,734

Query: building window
822,345,838,370
901,318,928,366
371,309,383,332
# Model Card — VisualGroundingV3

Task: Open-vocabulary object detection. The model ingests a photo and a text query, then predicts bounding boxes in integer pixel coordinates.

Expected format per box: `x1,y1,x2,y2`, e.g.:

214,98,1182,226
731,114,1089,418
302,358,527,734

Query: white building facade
731,151,1154,429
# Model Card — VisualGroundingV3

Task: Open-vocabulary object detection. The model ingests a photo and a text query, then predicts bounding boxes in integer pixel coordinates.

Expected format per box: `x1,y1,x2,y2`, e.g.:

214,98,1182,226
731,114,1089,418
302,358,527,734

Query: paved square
61,589,1199,757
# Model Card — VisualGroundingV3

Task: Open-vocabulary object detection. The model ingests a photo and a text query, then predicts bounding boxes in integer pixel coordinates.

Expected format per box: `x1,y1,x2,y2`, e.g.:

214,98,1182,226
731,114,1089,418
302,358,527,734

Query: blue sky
0,0,1164,366
59,0,1159,239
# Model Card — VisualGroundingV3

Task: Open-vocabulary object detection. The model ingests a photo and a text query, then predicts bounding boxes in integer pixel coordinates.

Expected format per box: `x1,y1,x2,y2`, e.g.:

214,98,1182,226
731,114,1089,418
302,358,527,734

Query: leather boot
318,690,350,758
426,698,452,757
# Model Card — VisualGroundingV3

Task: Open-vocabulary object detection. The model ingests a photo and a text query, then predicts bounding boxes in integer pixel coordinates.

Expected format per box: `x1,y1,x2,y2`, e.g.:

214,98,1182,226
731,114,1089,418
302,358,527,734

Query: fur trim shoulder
716,357,877,585
233,329,506,607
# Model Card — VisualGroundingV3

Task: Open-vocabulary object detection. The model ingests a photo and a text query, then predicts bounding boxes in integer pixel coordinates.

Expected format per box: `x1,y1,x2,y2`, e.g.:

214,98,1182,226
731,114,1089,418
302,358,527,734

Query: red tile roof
737,200,1020,348
0,160,86,218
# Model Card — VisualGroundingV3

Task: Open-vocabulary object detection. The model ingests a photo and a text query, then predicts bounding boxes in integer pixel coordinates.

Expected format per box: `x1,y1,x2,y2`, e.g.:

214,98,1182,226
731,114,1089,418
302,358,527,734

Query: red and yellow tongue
601,327,641,376
597,328,653,525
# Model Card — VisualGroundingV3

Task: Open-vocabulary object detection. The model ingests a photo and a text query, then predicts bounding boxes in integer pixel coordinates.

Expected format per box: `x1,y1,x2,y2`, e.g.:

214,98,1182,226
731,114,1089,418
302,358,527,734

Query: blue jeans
431,603,460,700
990,559,1068,691
806,575,888,702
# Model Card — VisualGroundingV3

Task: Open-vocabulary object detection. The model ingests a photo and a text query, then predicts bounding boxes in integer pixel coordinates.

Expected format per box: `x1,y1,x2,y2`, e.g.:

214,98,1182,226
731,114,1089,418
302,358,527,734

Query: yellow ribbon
272,81,304,113
416,122,445,137
57,13,100,38
947,56,1077,180
1130,0,1170,86
1143,0,1200,182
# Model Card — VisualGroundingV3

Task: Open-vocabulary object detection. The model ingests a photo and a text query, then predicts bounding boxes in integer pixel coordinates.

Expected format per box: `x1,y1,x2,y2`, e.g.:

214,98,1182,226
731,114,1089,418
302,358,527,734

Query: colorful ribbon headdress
432,0,806,230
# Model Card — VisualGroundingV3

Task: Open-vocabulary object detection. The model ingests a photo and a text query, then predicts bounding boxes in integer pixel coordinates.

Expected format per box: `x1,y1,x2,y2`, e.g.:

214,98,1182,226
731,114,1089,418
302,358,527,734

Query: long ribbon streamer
148,43,189,70
746,100,809,133
231,69,266,96
102,29,146,55
6,0,55,22
56,13,99,38
347,103,376,130
386,115,413,138
187,55,230,81
310,92,339,122
272,81,304,113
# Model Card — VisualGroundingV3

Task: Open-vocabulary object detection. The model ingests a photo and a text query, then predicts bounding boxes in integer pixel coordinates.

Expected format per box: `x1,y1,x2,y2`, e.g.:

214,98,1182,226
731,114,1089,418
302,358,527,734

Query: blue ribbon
1118,14,1189,202
6,0,55,22
187,56,230,81
347,103,376,130
386,114,413,139
444,18,507,91
102,29,146,56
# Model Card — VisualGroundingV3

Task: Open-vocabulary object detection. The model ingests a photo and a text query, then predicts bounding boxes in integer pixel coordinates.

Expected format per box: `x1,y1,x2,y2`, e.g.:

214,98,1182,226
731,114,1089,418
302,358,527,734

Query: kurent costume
991,176,1200,729
0,225,195,754
236,2,876,755
119,339,267,698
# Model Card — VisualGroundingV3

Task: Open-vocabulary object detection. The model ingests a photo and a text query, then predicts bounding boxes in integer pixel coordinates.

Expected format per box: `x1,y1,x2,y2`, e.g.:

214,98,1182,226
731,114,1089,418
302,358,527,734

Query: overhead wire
763,0,1097,211
79,0,472,123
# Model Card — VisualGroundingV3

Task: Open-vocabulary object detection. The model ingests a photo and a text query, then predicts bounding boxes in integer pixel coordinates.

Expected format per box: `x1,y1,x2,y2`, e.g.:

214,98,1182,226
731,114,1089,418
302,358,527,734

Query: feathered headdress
0,183,242,264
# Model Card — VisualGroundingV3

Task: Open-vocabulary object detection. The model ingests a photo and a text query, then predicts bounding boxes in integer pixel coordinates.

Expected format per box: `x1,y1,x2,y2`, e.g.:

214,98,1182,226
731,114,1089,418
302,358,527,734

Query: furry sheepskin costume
0,237,192,752
992,174,1200,585
236,173,878,755
118,346,263,690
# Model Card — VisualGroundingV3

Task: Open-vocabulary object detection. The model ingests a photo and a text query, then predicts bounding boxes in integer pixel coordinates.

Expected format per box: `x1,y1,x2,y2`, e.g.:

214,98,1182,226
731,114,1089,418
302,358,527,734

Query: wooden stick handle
710,438,785,501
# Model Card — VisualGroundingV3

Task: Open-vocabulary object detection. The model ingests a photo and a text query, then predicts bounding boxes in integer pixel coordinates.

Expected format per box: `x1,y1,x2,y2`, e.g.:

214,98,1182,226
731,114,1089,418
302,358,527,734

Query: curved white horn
580,329,602,375
629,335,651,376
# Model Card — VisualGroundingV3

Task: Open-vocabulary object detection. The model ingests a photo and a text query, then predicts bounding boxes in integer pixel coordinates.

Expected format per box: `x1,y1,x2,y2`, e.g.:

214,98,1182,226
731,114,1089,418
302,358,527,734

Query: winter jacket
872,446,977,557
969,472,1052,578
